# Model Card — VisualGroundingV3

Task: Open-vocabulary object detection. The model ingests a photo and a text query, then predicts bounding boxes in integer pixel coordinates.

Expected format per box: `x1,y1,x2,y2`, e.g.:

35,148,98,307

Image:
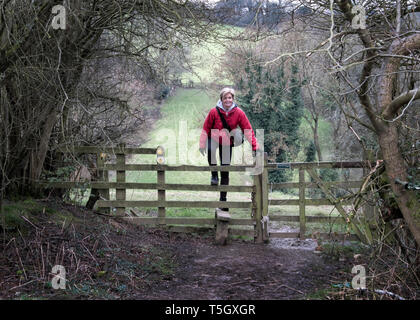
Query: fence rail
38,145,373,243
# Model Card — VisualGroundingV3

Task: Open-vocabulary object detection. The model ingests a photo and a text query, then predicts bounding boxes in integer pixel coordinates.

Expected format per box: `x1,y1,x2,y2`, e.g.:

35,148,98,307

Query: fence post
261,152,269,242
116,144,126,216
97,152,110,214
299,168,306,239
157,146,166,226
253,170,263,244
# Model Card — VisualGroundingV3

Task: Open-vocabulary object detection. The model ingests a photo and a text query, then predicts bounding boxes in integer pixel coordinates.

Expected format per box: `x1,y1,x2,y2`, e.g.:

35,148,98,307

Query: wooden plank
37,181,254,192
76,162,368,172
96,200,252,208
123,217,254,226
57,146,157,154
116,152,126,216
216,209,231,222
269,232,300,238
268,199,354,206
270,232,359,241
38,180,360,194
122,217,215,225
269,182,300,189
265,161,369,170
268,199,300,205
269,181,362,189
269,215,345,223
299,168,306,239
98,164,254,172
269,215,300,222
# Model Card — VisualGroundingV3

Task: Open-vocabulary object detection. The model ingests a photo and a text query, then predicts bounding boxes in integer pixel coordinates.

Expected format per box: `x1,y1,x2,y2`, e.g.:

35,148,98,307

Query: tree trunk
30,109,58,183
313,117,323,161
377,123,420,247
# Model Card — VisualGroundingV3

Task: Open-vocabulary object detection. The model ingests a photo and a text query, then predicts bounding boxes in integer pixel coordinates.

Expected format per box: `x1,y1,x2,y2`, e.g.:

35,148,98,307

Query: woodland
0,0,419,300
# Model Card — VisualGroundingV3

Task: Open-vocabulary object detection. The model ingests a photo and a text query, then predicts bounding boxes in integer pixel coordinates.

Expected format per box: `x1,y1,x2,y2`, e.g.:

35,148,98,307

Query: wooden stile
40,146,370,243
215,209,231,245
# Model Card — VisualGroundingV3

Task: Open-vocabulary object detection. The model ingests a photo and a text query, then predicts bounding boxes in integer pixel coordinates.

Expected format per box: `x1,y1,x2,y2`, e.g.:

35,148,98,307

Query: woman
199,87,260,211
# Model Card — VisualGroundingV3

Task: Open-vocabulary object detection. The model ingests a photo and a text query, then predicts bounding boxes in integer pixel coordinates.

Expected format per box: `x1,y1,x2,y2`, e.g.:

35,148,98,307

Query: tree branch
382,88,420,121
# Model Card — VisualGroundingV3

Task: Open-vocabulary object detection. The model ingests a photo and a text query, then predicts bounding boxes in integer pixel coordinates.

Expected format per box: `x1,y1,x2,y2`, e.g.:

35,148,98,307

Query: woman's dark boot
211,172,219,185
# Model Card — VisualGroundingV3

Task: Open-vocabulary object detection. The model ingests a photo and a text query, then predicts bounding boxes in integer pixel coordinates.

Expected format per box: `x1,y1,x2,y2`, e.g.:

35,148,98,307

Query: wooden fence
39,145,372,243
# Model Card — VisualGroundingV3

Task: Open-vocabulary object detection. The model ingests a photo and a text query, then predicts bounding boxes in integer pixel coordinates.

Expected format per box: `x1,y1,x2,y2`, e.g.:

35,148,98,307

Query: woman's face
222,93,234,109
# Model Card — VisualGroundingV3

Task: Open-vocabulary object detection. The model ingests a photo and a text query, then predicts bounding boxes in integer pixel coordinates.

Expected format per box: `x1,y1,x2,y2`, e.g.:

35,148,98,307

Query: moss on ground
1,198,81,232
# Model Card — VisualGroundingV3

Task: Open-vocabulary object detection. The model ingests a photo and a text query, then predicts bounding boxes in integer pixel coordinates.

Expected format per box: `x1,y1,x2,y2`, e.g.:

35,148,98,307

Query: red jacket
199,105,259,151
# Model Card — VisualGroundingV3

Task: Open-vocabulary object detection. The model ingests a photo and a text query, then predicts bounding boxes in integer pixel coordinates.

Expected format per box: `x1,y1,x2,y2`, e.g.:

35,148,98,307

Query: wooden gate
39,146,373,244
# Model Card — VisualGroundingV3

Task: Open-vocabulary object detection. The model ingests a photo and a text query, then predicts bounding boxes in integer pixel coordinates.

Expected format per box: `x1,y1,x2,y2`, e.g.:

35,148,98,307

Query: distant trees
213,0,288,28
234,53,304,183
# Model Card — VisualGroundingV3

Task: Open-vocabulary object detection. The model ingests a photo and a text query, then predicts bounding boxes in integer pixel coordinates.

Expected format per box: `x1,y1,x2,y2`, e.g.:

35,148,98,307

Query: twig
374,289,405,300
20,215,41,230
9,279,38,291
13,240,27,280
276,284,304,295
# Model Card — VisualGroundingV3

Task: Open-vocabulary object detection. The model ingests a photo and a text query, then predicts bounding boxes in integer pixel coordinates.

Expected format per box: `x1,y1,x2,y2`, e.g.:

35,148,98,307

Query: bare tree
258,0,420,247
0,0,215,197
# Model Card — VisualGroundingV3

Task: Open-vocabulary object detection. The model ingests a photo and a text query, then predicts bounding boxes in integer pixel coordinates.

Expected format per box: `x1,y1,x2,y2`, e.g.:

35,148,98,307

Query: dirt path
134,233,348,300
0,200,354,300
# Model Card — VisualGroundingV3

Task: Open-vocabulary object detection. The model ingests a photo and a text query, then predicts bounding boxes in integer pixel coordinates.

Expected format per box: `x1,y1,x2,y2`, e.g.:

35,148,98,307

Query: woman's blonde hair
220,87,235,100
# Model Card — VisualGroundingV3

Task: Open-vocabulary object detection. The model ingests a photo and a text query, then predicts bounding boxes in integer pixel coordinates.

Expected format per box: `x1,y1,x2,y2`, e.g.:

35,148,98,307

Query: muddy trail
0,199,366,300
134,237,346,300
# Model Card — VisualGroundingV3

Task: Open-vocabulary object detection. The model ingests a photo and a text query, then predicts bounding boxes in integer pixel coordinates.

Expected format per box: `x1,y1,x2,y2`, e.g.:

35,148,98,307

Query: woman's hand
199,148,207,156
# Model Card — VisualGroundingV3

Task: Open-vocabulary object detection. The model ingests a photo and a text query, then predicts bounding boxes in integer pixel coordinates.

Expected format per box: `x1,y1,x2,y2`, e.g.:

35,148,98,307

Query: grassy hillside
180,24,244,86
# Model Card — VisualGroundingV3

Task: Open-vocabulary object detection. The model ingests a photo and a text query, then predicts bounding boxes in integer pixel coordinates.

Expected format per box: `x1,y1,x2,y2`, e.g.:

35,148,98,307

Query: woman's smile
222,93,233,110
